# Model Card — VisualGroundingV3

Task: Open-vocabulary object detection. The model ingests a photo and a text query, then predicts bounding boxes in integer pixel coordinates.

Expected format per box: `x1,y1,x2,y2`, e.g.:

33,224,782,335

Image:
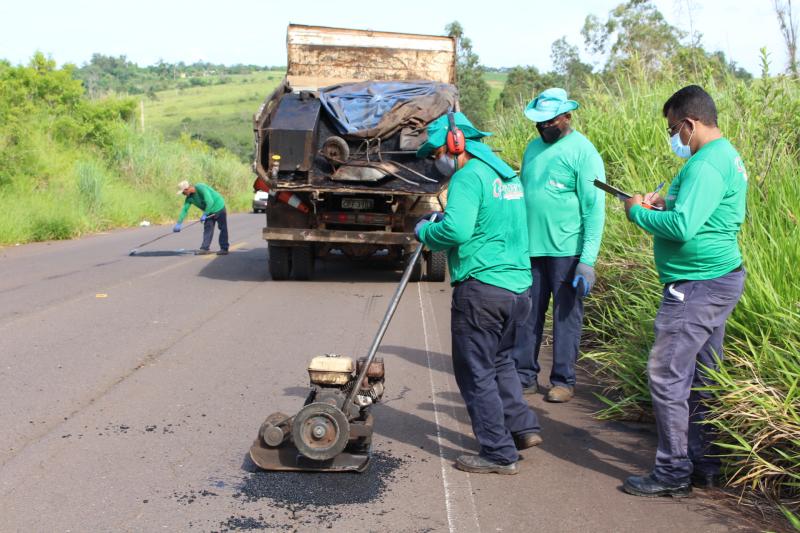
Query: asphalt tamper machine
249,236,431,473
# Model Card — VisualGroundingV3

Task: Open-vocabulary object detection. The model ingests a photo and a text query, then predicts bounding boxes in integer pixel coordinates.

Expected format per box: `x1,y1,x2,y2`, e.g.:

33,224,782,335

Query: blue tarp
319,81,455,136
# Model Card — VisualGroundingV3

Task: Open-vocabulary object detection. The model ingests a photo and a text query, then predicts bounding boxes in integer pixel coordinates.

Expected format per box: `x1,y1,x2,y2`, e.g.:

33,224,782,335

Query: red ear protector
446,112,465,155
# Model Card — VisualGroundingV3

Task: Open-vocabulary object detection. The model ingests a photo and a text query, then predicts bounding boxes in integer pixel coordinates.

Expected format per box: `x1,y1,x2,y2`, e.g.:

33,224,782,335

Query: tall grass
491,65,800,522
0,126,252,245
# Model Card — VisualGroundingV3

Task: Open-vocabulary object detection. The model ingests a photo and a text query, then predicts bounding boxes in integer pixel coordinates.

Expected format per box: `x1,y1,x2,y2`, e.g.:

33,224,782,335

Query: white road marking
417,283,481,533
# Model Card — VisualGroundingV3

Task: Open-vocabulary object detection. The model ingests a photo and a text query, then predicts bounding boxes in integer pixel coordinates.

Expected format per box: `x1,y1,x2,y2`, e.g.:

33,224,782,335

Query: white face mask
435,154,457,177
669,122,693,159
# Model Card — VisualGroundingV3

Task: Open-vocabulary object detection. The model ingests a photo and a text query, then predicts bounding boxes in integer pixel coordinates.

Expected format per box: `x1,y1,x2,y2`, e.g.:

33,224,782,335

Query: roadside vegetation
0,54,251,245
487,0,799,527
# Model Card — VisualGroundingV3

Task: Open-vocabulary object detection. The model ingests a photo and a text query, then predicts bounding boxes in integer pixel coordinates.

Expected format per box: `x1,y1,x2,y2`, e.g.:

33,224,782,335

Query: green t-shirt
520,131,606,266
418,158,532,294
177,183,225,223
630,138,747,283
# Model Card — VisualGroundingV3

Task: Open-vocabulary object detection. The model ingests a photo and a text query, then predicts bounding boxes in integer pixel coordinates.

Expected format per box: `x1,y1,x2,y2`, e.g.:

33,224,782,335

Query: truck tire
425,250,447,282
406,253,424,283
268,245,291,281
291,245,315,281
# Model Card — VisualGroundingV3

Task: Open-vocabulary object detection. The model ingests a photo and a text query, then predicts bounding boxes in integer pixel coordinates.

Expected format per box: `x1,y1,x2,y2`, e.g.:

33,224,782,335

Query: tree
446,21,491,128
774,0,799,77
550,37,593,92
494,66,558,112
581,0,685,72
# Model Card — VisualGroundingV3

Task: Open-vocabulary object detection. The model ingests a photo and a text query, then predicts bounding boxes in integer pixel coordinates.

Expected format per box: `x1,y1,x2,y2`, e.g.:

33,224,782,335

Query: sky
0,0,790,76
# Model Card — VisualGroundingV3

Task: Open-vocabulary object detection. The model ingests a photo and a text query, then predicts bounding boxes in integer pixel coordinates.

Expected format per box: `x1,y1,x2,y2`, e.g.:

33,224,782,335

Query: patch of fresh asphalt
0,214,763,532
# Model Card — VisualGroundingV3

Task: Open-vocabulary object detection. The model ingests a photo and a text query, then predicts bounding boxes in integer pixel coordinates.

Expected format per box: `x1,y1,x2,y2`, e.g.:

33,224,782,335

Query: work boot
455,455,518,475
545,385,574,403
691,472,724,489
513,432,543,450
623,473,691,498
195,248,213,255
521,382,539,395
217,250,229,256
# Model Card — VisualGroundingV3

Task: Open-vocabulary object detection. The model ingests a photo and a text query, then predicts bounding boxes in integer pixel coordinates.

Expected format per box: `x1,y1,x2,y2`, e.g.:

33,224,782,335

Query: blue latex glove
200,214,207,222
572,263,596,298
414,219,429,242
172,223,182,232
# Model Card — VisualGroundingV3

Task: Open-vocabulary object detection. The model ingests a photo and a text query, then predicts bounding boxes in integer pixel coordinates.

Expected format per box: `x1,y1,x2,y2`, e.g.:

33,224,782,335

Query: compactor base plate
249,439,370,472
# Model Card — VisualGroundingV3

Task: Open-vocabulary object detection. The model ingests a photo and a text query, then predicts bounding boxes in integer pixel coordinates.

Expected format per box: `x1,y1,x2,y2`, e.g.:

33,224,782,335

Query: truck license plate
342,198,374,210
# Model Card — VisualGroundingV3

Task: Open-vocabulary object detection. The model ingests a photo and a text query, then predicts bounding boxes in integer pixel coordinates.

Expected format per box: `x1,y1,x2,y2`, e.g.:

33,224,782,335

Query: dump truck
252,24,458,281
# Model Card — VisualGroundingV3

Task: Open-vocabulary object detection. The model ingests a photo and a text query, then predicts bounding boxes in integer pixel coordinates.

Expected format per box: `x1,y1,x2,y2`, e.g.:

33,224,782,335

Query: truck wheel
291,245,315,281
406,253,424,283
425,250,447,282
268,245,291,281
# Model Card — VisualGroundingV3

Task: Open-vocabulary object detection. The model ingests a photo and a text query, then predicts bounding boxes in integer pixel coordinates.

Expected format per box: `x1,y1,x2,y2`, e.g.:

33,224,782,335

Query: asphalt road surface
0,214,761,532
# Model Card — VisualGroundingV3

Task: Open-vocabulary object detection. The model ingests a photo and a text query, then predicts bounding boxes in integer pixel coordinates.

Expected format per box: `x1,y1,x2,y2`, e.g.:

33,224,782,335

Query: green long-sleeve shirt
418,158,532,294
630,138,747,283
520,131,606,266
177,183,225,224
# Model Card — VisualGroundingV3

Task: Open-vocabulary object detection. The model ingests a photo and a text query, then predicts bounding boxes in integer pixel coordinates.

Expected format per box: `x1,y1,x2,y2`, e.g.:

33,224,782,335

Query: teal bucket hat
416,112,515,180
416,112,491,158
524,88,579,123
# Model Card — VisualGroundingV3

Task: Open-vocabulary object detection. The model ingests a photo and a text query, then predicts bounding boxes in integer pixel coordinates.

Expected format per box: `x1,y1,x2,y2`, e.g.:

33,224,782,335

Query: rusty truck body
252,24,458,281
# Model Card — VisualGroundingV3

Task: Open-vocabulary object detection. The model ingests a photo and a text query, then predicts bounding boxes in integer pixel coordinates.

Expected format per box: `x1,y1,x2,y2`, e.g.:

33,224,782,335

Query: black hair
662,85,718,126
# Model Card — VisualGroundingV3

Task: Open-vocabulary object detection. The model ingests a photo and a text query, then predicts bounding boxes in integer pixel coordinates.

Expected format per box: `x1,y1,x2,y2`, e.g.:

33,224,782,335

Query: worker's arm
419,170,481,252
576,149,606,267
176,200,191,224
630,162,725,242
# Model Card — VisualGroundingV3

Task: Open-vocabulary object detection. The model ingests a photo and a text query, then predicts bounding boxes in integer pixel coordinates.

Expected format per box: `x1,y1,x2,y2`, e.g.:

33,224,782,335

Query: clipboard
593,179,664,211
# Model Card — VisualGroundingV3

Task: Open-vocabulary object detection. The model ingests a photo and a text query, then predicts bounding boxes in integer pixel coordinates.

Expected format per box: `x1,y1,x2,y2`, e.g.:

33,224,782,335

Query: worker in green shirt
174,180,229,255
622,85,747,497
511,88,606,403
415,112,542,475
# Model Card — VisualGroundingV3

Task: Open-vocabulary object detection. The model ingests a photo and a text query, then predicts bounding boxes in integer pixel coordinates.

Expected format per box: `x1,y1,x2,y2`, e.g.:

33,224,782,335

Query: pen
653,181,665,195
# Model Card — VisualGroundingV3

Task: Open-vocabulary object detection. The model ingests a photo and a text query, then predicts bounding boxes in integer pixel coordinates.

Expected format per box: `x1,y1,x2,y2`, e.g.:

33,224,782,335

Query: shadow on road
196,248,269,282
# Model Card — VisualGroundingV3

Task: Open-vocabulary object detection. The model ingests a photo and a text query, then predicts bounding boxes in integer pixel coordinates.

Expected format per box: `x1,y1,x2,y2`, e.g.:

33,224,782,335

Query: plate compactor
249,238,429,472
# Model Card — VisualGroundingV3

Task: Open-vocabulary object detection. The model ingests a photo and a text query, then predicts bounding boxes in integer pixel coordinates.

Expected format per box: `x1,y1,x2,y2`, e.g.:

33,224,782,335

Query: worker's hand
200,214,207,222
624,194,643,220
172,223,182,233
643,192,666,209
415,211,444,226
572,262,596,298
414,219,430,242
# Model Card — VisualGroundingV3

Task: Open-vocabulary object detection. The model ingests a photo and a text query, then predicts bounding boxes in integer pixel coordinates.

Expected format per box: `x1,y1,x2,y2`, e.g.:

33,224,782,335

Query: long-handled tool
250,228,430,473
128,220,201,256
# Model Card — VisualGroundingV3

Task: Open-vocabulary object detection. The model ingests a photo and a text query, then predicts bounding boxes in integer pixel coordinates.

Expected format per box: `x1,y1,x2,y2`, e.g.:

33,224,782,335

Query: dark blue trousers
648,268,745,484
511,256,584,388
200,208,229,251
451,279,541,465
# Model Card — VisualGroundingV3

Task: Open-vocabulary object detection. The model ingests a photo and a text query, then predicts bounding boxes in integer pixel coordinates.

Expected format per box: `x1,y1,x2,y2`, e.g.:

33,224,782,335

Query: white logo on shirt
493,179,524,200
735,156,748,182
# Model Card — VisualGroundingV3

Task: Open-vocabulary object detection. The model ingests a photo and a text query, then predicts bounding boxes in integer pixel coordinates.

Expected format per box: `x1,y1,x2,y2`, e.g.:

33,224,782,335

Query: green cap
416,112,491,158
524,88,579,123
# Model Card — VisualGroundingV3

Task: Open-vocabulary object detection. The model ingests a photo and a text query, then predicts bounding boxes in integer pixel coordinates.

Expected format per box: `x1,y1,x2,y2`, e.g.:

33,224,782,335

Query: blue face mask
435,154,457,177
670,123,693,159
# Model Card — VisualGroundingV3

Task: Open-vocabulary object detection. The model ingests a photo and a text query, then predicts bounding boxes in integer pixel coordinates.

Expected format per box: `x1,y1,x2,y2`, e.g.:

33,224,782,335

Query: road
0,214,758,532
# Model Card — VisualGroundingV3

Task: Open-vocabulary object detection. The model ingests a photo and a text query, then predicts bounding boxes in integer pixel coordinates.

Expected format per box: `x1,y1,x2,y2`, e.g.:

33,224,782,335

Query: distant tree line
448,0,768,128
73,54,285,98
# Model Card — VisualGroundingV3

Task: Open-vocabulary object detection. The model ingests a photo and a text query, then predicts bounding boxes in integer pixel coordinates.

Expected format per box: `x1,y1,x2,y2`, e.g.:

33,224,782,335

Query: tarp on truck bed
319,81,457,139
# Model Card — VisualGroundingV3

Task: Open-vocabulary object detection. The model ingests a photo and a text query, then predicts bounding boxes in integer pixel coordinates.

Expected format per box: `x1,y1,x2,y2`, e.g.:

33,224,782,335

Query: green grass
143,71,284,161
492,65,800,526
143,69,507,157
484,71,507,110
